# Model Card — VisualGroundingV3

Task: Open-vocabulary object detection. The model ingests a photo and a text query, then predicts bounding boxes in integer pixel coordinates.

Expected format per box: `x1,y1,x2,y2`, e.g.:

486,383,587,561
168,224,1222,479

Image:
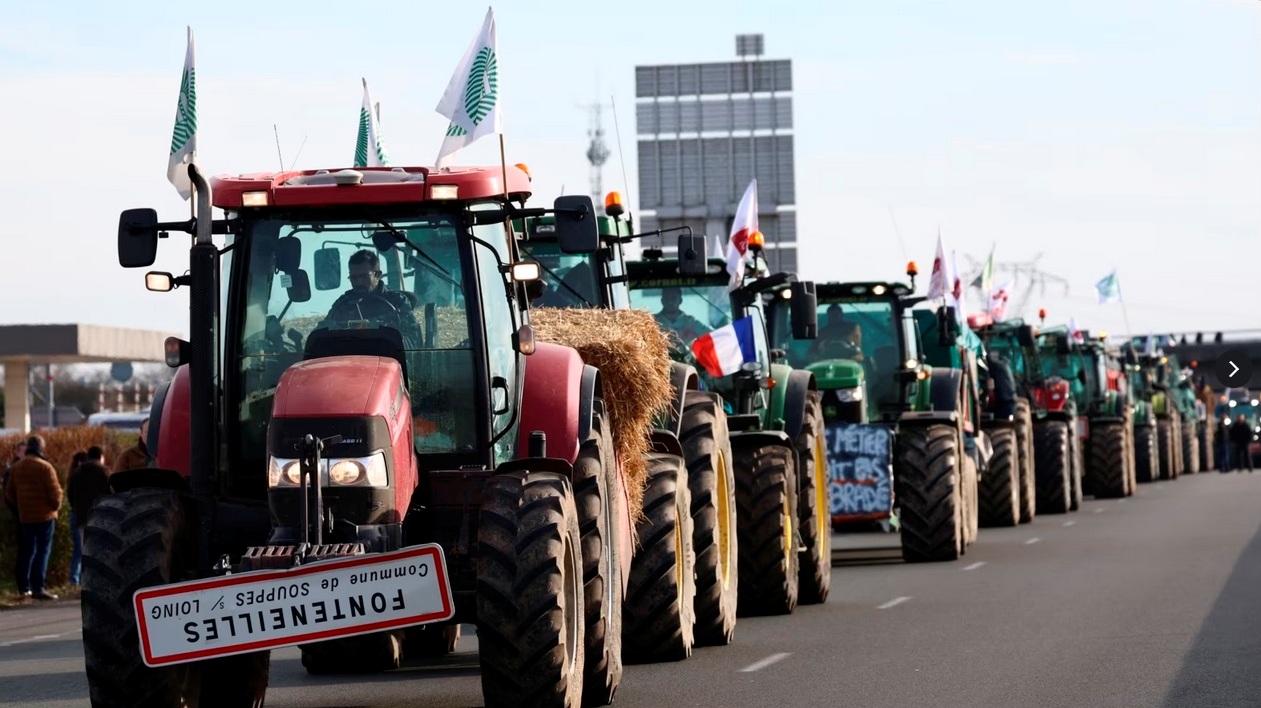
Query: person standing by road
67,446,111,586
1230,414,1254,473
113,418,150,473
4,435,63,600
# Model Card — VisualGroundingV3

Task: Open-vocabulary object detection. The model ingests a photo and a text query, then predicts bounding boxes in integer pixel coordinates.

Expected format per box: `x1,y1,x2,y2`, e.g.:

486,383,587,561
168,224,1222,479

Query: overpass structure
1154,330,1261,392
0,324,178,432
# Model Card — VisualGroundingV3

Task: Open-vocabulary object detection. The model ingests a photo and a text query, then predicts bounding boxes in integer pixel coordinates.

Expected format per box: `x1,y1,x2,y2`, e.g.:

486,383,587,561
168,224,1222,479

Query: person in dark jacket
67,446,111,586
319,249,421,346
1229,414,1254,472
4,436,63,600
113,418,150,473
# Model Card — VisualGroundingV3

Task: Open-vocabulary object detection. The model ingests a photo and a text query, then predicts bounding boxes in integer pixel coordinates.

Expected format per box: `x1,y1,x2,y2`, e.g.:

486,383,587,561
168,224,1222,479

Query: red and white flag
988,279,1012,322
726,179,759,291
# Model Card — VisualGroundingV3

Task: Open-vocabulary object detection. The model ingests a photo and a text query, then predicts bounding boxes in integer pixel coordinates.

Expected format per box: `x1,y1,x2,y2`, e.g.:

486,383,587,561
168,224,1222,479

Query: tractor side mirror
790,281,818,340
677,233,708,275
1017,324,1035,347
553,195,599,254
491,375,510,415
937,307,959,345
285,269,312,303
118,208,160,268
313,248,341,290
276,236,302,273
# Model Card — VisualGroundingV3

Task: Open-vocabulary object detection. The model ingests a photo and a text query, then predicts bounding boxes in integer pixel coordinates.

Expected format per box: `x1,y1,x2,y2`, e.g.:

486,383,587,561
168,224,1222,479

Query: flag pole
1116,272,1134,345
498,133,520,261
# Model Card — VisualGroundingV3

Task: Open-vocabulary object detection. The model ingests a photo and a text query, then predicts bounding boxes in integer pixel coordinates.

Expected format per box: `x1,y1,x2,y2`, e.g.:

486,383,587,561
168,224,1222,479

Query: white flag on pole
926,231,950,300
166,26,197,200
435,7,501,168
726,179,759,291
354,79,389,167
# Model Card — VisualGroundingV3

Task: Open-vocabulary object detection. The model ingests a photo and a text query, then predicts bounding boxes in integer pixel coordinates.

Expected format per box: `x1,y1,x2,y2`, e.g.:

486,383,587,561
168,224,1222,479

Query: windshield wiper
376,221,460,288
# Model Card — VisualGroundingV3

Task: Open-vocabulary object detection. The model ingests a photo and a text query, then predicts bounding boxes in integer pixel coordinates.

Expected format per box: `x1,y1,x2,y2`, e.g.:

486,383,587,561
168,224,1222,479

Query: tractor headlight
267,452,388,488
328,453,388,487
836,387,864,402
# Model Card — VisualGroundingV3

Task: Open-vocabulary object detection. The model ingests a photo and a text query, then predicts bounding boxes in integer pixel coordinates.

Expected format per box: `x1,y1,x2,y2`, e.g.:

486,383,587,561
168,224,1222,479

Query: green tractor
515,201,743,648
769,272,984,563
1038,328,1135,498
625,238,832,614
965,314,1040,525
1125,337,1200,478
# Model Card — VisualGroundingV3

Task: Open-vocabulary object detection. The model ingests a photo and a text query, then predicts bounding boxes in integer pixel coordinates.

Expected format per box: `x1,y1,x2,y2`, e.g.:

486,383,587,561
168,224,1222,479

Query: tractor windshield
518,239,600,308
233,212,491,459
629,282,733,355
793,300,901,412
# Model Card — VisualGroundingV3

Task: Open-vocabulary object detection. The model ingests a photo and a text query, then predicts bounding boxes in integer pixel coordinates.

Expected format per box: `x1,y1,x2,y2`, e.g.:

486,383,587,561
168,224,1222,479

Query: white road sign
134,544,454,667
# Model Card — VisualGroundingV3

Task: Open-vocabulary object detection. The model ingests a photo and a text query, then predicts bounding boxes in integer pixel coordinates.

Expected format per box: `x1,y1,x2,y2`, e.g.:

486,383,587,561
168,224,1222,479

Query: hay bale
531,307,675,521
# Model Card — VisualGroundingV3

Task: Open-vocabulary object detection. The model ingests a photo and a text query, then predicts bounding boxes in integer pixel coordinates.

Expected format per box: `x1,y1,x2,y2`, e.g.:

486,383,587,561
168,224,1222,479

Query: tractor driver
655,286,707,348
809,305,864,362
320,249,422,346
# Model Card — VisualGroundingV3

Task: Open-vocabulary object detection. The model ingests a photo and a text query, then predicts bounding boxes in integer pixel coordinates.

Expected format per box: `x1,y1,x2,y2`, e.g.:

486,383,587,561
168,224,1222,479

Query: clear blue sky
0,0,1257,338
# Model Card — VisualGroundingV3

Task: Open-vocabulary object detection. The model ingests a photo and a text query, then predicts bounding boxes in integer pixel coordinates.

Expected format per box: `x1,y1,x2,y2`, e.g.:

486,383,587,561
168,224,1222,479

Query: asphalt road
4,470,1261,707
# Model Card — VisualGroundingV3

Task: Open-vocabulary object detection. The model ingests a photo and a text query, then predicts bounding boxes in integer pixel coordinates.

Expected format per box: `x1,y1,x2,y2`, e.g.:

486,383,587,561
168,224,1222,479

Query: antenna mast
585,101,611,204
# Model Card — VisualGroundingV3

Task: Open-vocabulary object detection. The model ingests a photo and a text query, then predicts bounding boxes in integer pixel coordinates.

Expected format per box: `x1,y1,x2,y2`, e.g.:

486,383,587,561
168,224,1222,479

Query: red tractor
86,162,633,708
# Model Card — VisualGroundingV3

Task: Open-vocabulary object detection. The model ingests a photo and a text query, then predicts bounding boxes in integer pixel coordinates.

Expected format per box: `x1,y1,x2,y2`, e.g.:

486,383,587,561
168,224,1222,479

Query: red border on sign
134,544,454,667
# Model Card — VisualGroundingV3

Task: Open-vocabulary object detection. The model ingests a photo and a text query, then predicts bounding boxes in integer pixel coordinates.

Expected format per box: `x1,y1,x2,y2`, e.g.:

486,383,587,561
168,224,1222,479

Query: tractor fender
767,363,793,431
109,467,191,494
1038,410,1076,423
928,368,963,416
649,429,685,458
517,341,590,464
729,429,799,472
780,368,817,441
664,361,700,436
153,364,192,478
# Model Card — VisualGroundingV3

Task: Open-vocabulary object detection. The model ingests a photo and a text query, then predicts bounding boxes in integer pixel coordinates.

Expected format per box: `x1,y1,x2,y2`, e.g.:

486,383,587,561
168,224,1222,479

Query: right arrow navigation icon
1214,349,1254,388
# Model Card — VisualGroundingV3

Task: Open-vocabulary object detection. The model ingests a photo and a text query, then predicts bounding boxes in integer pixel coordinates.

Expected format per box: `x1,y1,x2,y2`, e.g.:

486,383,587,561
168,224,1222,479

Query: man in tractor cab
319,249,423,347
809,305,864,362
654,286,707,349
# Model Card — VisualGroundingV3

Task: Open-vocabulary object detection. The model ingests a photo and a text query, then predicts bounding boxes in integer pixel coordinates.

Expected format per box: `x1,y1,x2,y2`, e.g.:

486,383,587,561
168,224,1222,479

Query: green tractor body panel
766,362,792,431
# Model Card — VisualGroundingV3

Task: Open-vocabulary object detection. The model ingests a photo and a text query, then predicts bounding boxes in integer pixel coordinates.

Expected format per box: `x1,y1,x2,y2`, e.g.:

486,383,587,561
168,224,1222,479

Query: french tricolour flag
691,316,757,377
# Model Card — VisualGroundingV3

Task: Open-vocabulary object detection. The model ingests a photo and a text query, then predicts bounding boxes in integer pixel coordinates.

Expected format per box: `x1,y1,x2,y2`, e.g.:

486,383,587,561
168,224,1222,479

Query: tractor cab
117,164,602,570
771,281,925,425
515,191,637,310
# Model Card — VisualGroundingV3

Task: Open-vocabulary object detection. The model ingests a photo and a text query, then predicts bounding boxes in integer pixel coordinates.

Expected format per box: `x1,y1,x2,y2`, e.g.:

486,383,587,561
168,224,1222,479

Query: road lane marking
1119,498,1127,504
1063,521,1076,527
1094,508,1105,514
1025,537,1041,545
741,652,792,672
878,596,911,610
963,562,986,571
0,631,71,648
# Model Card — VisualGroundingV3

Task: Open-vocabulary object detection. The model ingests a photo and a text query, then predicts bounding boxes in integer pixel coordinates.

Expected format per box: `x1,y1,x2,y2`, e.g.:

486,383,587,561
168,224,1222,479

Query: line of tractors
89,145,1217,707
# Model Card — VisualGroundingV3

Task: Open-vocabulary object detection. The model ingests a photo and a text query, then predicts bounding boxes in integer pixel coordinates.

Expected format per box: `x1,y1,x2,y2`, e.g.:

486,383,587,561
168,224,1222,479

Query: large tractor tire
1034,420,1072,514
734,443,800,615
478,472,585,708
1134,424,1158,483
623,454,696,664
1087,421,1128,499
1068,422,1085,510
571,401,623,706
82,489,269,708
895,424,965,563
1157,417,1177,481
1015,399,1036,523
794,391,831,605
1124,418,1138,496
680,390,738,647
405,623,461,659
978,427,1019,528
962,449,979,546
1182,420,1201,475
1199,421,1215,472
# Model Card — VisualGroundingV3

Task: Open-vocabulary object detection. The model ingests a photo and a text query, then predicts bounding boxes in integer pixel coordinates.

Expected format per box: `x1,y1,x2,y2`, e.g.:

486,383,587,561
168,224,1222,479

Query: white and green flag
354,78,389,168
972,243,995,294
434,7,501,168
1096,268,1121,304
167,26,197,200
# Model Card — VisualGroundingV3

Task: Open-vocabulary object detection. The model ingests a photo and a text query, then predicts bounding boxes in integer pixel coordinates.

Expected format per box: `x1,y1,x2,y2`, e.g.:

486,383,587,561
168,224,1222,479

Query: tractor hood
807,359,865,390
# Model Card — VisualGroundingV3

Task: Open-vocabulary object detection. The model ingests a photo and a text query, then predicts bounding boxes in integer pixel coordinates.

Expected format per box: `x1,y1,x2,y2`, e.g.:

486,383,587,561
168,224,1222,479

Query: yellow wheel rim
716,450,732,589
783,493,793,564
675,496,685,606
